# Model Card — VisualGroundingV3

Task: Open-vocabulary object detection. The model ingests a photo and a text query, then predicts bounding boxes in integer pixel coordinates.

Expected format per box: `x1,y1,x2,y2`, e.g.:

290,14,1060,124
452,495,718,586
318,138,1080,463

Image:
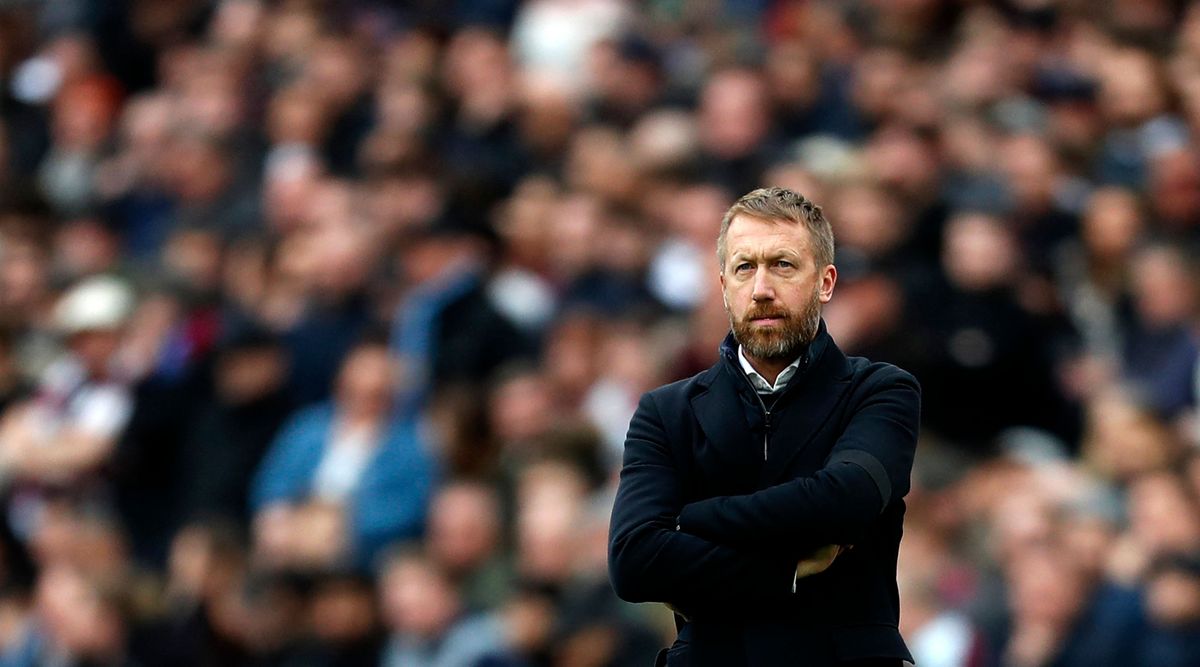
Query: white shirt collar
737,345,803,394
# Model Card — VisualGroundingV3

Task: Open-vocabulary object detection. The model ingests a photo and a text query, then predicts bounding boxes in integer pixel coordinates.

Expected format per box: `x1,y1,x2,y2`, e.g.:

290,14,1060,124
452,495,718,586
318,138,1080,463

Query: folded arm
608,392,799,607
677,369,920,548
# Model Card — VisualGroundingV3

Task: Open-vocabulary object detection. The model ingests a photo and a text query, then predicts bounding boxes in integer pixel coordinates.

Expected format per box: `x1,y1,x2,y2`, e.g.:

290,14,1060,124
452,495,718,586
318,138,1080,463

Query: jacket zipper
763,407,771,460
723,352,798,462
734,368,773,461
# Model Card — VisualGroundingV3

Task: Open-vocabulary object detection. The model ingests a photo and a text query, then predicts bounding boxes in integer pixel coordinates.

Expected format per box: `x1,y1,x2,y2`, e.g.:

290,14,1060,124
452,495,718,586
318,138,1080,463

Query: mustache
744,308,790,320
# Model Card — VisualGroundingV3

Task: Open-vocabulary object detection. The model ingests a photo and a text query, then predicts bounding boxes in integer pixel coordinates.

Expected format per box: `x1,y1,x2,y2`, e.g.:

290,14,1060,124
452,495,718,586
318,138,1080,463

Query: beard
728,286,822,361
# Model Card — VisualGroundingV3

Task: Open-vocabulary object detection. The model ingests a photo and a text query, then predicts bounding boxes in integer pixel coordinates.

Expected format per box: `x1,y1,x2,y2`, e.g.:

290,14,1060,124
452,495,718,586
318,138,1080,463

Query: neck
340,410,384,430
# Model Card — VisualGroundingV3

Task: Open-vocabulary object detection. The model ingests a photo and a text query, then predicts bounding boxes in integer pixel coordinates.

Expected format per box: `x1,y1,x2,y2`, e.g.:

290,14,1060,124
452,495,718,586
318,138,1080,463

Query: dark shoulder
845,356,921,397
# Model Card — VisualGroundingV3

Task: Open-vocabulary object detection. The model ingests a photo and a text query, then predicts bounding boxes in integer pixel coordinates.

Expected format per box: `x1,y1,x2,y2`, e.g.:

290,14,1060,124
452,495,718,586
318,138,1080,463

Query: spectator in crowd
391,218,533,415
251,340,436,570
177,326,293,526
1137,554,1200,666
425,479,512,614
0,276,135,540
378,546,508,667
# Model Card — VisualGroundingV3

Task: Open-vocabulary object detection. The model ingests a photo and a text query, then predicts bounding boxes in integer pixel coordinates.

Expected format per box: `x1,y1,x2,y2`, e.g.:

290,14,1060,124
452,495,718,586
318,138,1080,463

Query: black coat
608,322,920,666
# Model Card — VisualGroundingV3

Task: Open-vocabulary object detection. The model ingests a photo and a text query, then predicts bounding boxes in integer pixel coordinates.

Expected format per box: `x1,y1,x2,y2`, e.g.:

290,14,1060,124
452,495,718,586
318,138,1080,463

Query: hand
795,544,844,579
289,501,348,566
252,501,348,569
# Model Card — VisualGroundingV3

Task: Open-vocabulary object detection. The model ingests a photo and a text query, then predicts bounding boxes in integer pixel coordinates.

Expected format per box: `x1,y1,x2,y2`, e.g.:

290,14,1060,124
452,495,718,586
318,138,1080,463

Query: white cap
54,276,135,335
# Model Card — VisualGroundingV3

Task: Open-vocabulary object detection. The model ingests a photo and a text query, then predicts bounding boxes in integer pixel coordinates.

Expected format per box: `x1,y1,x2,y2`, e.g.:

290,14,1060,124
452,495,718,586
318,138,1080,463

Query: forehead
724,214,811,255
343,346,393,373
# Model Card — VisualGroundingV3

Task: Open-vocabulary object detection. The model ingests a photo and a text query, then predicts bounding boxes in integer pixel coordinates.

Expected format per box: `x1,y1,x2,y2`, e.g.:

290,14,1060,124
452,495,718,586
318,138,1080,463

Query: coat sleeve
350,419,438,568
675,368,920,548
249,407,326,511
608,391,799,607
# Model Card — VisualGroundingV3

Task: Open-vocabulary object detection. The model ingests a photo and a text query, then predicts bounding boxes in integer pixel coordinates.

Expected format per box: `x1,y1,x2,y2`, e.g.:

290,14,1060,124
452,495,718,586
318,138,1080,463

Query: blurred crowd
0,0,1197,666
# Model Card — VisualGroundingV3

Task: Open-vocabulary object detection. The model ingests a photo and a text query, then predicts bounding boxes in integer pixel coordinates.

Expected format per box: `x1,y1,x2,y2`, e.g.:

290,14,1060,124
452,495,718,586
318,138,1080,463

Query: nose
751,266,775,302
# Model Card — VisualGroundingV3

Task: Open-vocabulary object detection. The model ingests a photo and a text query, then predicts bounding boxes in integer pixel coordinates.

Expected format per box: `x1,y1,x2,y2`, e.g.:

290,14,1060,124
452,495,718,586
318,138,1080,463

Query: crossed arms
607,370,920,609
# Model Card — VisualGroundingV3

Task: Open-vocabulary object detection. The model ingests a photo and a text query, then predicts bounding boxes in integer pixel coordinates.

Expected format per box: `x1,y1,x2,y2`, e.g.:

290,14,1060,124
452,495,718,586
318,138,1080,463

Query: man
608,187,920,666
0,276,135,491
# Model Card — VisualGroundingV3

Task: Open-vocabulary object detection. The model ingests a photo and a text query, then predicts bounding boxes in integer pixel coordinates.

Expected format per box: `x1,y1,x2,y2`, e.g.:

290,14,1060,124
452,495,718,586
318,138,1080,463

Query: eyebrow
729,249,804,262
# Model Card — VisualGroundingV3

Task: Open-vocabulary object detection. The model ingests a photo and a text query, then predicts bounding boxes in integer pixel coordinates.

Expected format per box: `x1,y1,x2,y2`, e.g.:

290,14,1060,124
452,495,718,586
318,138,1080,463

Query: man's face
720,214,835,361
69,329,122,376
336,346,395,420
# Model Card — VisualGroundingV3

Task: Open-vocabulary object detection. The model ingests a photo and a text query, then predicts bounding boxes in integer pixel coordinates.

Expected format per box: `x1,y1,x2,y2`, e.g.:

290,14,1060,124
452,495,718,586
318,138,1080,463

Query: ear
818,264,837,304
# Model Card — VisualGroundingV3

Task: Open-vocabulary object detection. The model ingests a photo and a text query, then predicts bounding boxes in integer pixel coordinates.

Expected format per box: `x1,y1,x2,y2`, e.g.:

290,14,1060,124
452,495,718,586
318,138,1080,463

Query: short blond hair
717,187,835,269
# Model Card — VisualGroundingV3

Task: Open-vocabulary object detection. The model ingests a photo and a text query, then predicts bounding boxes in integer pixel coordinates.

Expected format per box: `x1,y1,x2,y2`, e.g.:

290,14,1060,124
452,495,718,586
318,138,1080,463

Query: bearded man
608,187,920,666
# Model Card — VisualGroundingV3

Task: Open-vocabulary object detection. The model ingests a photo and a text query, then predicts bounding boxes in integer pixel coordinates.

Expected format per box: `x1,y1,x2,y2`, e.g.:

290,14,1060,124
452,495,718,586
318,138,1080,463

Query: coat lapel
689,366,760,468
764,338,854,485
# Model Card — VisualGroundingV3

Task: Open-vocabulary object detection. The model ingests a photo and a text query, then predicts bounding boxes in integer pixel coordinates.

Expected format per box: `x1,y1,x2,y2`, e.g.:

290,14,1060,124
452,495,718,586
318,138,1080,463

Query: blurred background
0,0,1196,665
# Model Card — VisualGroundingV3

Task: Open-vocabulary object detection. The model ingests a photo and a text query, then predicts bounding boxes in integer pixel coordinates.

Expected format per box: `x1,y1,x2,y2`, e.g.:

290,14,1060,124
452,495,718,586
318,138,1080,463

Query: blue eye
736,262,752,272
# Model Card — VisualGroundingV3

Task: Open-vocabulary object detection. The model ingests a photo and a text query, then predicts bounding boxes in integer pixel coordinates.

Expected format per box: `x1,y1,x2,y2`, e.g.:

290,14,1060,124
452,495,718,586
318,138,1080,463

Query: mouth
749,315,786,325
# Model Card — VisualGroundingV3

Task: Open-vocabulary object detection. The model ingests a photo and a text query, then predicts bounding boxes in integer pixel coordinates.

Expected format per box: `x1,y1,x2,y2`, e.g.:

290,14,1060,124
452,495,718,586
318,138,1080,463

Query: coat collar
691,319,853,481
699,318,844,390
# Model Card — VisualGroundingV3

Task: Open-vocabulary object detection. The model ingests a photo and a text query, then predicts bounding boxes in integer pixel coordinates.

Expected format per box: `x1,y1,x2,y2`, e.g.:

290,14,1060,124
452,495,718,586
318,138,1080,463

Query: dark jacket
608,322,920,666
